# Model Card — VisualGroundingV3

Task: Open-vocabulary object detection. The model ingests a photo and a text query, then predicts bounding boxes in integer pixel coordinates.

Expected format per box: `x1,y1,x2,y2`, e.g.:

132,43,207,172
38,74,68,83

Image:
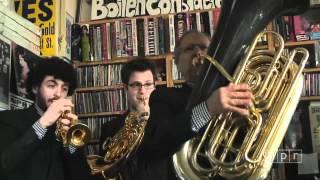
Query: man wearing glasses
137,31,253,180
98,57,156,179
97,32,252,180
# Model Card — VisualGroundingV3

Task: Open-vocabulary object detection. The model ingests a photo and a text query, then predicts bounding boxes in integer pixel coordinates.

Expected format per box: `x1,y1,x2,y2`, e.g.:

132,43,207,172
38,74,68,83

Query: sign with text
14,0,61,56
273,149,303,163
91,0,222,20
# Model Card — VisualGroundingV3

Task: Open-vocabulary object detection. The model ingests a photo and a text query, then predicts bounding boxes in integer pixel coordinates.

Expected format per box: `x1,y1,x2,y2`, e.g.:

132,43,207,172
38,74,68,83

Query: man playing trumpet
0,57,92,180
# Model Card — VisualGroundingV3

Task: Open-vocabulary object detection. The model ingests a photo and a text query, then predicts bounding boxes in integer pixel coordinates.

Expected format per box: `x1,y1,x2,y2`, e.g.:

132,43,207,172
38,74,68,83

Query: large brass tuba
173,0,310,179
173,31,309,179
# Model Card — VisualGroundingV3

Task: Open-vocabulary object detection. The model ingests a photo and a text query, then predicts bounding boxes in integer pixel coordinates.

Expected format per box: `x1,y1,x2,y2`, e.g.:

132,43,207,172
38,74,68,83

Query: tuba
87,96,149,179
173,0,310,179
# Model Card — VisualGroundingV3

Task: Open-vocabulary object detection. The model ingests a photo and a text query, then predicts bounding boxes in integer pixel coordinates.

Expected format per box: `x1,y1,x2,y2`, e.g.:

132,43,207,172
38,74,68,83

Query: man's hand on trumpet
38,97,74,129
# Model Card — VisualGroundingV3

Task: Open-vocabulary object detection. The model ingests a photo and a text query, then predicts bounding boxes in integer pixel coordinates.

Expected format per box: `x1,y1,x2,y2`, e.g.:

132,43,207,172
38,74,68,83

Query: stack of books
0,4,41,55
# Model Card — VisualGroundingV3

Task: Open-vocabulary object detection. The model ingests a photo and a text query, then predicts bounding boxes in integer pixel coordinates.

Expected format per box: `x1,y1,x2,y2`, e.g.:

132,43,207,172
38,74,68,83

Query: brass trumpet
54,100,91,148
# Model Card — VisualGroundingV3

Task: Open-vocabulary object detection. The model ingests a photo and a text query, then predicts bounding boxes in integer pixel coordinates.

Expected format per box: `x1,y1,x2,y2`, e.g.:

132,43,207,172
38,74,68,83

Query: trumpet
53,99,91,148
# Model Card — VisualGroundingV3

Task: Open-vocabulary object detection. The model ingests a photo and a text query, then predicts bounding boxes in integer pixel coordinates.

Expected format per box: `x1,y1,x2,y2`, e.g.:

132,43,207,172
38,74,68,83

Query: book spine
153,17,159,55
158,17,165,54
169,14,175,52
208,11,215,36
144,17,149,56
125,20,133,56
136,18,145,56
101,23,108,61
96,25,102,60
115,20,122,57
106,22,112,60
131,19,138,57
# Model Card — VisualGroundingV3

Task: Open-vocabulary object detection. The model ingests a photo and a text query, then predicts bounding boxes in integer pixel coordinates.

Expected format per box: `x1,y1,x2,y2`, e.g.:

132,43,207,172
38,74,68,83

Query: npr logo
273,149,302,163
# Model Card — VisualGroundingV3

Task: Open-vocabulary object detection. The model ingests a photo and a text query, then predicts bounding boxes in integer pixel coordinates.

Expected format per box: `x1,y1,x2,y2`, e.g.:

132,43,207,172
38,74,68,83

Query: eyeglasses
128,82,155,90
182,44,208,52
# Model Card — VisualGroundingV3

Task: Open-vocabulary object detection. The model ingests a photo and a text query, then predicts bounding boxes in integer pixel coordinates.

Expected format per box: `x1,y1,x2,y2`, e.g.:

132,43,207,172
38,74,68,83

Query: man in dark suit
136,31,253,180
97,57,157,179
0,57,92,180
97,31,252,180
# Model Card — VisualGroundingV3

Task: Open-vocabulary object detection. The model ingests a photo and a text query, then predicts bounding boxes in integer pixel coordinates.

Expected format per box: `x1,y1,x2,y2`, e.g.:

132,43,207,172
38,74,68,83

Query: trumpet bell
66,123,91,147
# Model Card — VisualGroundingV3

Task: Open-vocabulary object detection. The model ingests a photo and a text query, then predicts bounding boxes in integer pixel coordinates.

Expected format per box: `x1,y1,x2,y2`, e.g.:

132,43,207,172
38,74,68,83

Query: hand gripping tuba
172,0,310,179
173,31,309,179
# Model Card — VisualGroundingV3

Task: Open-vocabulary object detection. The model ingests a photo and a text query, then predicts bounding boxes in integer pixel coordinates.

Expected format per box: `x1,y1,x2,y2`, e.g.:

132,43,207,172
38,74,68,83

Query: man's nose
138,86,147,93
194,46,205,55
54,87,62,97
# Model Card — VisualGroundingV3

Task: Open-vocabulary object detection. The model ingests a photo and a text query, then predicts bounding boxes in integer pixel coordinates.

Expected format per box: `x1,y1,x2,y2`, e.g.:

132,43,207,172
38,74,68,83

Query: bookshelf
73,3,319,179
271,8,320,179
74,8,221,155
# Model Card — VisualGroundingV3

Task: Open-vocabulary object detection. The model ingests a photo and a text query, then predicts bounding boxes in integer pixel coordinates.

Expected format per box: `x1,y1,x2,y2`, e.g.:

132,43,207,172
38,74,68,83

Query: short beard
35,95,48,111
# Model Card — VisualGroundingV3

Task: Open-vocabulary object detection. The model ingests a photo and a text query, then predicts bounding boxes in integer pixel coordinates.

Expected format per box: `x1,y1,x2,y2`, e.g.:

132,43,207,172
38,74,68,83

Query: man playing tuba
138,31,253,180
90,34,252,180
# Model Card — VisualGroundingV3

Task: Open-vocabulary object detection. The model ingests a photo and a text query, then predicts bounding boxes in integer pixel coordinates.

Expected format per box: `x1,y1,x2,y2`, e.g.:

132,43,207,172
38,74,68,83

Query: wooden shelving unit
300,96,320,101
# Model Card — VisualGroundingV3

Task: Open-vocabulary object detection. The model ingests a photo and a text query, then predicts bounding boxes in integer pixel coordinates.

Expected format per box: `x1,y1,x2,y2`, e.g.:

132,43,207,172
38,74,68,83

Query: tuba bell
173,0,310,179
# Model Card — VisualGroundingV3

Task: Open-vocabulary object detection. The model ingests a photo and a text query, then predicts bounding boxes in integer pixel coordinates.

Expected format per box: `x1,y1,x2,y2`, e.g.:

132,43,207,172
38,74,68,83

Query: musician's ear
32,86,38,95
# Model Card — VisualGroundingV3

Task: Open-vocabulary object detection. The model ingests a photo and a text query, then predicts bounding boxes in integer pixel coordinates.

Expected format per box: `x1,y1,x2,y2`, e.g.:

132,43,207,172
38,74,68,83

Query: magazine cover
10,92,33,110
309,101,320,157
0,34,11,110
65,12,73,60
11,42,41,99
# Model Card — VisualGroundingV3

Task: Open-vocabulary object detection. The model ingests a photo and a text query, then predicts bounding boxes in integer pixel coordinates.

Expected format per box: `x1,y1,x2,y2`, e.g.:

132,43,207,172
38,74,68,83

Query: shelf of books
273,7,320,179
74,7,223,155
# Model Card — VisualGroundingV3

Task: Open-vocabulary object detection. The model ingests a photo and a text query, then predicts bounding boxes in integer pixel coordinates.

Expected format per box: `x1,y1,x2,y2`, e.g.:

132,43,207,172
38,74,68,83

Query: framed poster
0,34,11,110
66,12,74,60
12,42,41,99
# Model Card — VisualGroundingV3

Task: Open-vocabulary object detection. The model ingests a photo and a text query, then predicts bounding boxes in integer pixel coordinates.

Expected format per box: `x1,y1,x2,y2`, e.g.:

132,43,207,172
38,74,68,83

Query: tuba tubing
173,0,310,179
187,0,310,110
173,31,309,180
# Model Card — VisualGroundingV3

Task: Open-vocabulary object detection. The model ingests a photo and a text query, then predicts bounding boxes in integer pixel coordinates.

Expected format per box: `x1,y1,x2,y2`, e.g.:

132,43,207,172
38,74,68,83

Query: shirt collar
34,104,44,116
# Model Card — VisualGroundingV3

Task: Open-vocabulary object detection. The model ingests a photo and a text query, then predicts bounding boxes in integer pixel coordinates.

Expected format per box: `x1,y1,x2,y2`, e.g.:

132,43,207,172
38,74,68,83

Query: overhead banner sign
91,0,222,20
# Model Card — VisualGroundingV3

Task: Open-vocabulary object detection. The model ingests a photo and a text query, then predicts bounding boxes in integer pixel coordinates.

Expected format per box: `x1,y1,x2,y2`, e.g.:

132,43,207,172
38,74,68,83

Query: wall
65,0,91,22
66,0,77,18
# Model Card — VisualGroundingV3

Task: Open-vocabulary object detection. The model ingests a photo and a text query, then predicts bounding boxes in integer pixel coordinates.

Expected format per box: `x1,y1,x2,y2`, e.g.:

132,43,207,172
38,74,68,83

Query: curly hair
26,57,77,99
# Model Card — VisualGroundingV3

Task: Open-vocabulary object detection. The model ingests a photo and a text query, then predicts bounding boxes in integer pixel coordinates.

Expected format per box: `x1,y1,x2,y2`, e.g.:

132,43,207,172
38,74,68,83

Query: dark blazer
99,85,194,180
0,105,92,180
